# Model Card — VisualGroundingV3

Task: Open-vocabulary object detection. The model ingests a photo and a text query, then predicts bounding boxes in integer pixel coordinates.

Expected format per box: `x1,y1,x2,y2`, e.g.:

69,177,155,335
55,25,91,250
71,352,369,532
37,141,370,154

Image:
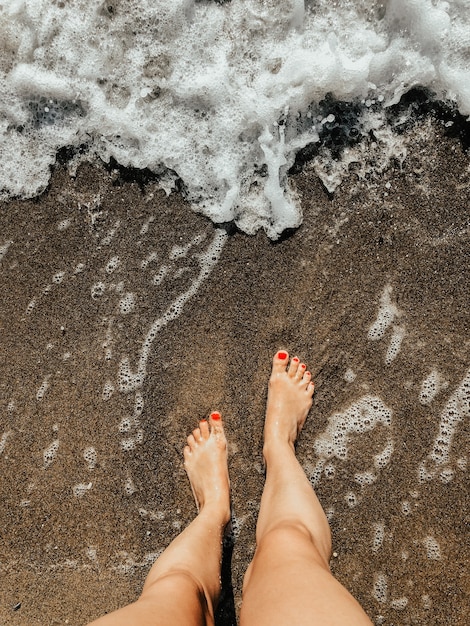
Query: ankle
198,501,231,527
263,439,296,465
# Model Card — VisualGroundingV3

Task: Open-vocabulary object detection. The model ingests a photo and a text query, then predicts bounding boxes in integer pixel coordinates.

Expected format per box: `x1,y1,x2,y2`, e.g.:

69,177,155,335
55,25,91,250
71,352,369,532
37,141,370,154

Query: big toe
272,350,289,373
209,411,224,437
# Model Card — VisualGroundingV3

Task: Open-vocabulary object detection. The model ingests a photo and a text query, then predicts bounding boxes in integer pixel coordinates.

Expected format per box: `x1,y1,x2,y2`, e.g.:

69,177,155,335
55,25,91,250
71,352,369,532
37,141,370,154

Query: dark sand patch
0,118,469,625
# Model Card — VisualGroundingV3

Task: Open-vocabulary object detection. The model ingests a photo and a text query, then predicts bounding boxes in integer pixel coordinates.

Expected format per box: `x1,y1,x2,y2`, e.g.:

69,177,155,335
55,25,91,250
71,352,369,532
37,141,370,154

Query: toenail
301,364,306,369
293,357,299,362
278,351,287,359
210,412,221,420
306,371,311,376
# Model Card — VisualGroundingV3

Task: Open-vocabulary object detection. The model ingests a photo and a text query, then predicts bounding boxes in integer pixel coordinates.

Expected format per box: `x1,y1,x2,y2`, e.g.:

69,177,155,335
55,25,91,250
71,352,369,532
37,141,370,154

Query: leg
88,412,231,626
240,351,373,626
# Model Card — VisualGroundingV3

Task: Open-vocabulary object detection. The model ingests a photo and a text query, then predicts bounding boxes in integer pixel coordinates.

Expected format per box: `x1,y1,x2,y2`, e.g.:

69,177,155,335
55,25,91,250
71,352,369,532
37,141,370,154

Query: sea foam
1,0,469,236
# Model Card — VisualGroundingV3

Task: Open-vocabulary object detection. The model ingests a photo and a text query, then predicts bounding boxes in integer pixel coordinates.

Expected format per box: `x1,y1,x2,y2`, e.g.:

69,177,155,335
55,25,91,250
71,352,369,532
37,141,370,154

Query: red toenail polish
293,357,299,362
210,412,221,420
301,364,306,369
278,351,287,359
306,371,311,376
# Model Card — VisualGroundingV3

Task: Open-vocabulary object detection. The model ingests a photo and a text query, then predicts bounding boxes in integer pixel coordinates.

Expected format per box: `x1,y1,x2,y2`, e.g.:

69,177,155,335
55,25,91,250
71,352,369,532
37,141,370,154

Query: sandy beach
0,116,468,625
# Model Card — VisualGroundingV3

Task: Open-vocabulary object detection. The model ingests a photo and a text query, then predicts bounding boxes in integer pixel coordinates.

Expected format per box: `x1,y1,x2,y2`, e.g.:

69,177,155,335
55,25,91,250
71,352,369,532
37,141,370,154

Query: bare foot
184,412,231,525
264,350,315,452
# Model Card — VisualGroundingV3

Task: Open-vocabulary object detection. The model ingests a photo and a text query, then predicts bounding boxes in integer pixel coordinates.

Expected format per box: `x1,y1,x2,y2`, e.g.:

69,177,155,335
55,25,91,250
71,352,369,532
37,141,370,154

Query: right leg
240,351,373,626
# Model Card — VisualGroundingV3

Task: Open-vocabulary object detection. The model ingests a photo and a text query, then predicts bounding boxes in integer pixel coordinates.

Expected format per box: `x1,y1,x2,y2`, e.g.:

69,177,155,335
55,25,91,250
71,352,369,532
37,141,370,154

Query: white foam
36,376,50,401
118,292,136,315
105,256,120,274
390,597,408,611
418,369,470,482
102,380,114,401
372,521,385,552
124,477,136,495
0,240,12,262
73,482,92,497
314,395,392,460
0,430,12,455
401,500,412,516
43,439,59,468
140,251,158,269
83,446,97,470
2,1,470,236
91,282,106,299
385,324,405,365
52,271,65,284
419,369,447,405
367,284,400,341
423,535,441,560
344,368,356,383
118,229,227,394
372,573,388,604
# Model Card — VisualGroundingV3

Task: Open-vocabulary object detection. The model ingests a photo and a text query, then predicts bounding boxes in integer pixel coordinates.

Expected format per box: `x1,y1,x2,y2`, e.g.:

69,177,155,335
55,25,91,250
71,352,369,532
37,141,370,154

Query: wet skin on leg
240,351,373,626
88,412,231,626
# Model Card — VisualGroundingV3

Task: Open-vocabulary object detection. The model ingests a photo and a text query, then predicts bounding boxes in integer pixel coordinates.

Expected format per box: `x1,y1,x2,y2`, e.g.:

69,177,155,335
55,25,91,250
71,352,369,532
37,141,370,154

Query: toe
307,381,315,396
303,370,312,384
296,363,307,380
288,356,300,377
209,411,224,436
199,419,210,439
273,350,289,373
193,427,203,442
183,445,191,460
187,434,197,450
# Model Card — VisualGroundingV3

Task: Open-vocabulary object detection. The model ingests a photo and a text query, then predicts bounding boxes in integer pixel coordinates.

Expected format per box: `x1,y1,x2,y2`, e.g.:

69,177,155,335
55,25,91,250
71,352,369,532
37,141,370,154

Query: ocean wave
1,0,469,237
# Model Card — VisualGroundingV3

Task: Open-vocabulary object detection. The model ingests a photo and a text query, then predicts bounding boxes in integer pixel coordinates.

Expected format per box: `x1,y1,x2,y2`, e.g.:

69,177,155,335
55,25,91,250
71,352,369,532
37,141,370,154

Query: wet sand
0,117,469,625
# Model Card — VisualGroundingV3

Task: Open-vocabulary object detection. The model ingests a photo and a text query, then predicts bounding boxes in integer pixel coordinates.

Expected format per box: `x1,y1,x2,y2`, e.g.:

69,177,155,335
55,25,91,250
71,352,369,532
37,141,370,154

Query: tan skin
89,351,373,626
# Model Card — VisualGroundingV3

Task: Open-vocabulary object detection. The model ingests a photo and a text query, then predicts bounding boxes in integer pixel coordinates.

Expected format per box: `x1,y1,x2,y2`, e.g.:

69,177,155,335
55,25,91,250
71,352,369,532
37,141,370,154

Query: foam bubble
124,477,136,495
372,573,388,604
105,256,120,274
344,367,356,383
91,282,106,299
153,264,170,286
83,446,97,470
423,535,441,560
345,491,358,507
57,219,71,231
0,431,12,455
102,380,114,401
419,369,447,405
118,292,136,315
52,271,65,284
140,251,158,269
36,376,50,401
390,597,408,611
43,440,59,468
355,470,377,487
401,500,412,515
0,240,12,262
72,482,92,497
419,369,470,481
385,324,405,365
367,284,400,341
314,395,392,461
372,521,385,552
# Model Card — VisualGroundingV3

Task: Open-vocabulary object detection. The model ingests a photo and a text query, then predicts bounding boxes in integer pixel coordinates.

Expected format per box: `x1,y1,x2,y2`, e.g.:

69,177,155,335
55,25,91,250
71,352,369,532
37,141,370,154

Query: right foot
184,412,231,525
264,351,315,451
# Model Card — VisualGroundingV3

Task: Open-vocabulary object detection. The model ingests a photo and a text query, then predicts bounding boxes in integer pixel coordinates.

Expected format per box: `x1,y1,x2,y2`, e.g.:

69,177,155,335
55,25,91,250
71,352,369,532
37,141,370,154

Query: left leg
88,412,231,626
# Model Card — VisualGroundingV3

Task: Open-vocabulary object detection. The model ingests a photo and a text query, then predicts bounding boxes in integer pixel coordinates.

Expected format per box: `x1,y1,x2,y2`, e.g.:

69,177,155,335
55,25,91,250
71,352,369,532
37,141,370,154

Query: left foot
184,412,231,525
